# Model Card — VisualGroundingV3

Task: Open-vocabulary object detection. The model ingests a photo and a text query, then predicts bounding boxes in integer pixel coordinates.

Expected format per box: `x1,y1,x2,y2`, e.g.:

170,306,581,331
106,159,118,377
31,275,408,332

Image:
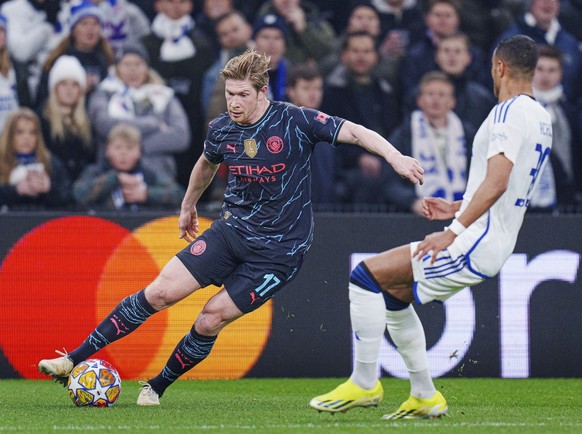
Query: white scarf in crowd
411,110,467,201
525,12,560,44
0,69,19,134
371,0,417,13
529,85,567,208
151,14,196,62
100,74,174,119
534,84,572,175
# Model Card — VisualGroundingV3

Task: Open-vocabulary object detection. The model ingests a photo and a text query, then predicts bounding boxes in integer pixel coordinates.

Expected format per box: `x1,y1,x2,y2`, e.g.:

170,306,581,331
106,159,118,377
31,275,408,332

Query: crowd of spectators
0,0,580,213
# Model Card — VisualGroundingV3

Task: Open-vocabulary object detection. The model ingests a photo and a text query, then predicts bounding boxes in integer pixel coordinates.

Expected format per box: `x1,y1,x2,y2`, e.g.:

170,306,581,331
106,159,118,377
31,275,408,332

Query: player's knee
144,282,175,311
383,290,410,311
350,261,410,311
350,261,383,294
195,309,226,335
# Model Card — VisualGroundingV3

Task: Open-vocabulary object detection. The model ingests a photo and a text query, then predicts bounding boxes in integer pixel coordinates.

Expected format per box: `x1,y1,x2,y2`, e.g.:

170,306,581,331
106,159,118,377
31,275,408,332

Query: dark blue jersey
204,101,345,254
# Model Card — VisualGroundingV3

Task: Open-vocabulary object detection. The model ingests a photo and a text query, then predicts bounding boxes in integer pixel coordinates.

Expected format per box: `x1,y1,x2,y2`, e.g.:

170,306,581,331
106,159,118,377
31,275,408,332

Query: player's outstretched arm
179,155,220,242
336,120,424,185
414,154,512,263
451,153,512,230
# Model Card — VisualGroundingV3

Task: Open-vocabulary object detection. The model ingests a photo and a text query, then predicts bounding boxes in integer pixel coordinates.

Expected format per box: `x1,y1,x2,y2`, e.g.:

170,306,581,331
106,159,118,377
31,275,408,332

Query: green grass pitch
1,378,581,433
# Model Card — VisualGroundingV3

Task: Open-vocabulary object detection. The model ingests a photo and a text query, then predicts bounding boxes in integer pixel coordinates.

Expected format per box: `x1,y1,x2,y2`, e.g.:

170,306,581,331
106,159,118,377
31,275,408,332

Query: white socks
385,305,436,399
349,284,436,398
348,284,385,390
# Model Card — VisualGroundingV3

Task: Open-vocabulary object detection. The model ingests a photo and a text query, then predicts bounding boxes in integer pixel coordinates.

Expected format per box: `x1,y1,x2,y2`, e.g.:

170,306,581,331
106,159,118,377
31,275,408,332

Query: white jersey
449,94,552,277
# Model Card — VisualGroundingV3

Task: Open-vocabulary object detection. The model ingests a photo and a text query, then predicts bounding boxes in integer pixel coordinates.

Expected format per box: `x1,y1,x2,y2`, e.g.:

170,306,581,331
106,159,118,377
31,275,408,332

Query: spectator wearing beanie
56,0,151,56
252,13,290,102
36,1,115,109
39,55,94,183
88,42,190,183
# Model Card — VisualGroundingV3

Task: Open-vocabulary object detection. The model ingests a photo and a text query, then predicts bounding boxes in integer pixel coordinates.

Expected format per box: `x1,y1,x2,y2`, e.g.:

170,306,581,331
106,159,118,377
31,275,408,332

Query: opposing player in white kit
310,35,553,419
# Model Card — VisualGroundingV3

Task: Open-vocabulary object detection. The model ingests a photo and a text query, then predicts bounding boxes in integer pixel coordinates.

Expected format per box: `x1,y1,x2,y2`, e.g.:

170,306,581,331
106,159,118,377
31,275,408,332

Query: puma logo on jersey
250,292,260,305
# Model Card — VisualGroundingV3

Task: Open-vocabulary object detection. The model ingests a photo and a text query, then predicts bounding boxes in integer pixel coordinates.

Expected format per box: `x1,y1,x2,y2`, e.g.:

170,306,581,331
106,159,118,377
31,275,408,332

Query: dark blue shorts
176,218,305,313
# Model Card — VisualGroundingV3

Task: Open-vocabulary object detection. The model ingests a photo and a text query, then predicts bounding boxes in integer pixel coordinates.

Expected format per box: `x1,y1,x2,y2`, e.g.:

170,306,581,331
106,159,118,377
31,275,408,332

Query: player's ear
498,60,506,77
258,85,268,99
494,58,506,78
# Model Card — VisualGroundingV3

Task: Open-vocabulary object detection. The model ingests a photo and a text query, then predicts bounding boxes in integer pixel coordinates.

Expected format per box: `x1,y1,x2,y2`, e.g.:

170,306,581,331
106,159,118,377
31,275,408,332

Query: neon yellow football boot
382,391,448,419
309,379,384,413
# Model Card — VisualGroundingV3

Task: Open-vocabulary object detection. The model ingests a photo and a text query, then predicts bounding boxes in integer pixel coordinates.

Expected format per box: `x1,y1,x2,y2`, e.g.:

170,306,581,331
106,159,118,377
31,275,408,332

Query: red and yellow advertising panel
0,215,271,380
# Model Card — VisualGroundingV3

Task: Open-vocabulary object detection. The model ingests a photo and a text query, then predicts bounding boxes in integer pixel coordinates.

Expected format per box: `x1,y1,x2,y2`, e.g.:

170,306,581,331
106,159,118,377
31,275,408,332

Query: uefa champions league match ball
67,359,121,407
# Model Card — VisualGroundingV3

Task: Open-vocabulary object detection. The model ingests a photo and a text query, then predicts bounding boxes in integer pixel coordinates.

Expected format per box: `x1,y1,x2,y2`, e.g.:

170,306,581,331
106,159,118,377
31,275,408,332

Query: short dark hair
494,35,538,79
342,30,377,52
537,44,564,68
349,2,380,17
287,63,321,88
214,10,248,31
426,0,461,15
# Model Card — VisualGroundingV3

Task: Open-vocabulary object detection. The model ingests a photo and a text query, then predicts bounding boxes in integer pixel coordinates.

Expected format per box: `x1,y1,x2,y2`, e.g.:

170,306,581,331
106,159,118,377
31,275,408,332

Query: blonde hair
220,49,270,92
107,123,142,148
44,86,92,149
43,35,115,73
114,63,166,86
142,68,165,86
0,37,11,77
0,108,51,183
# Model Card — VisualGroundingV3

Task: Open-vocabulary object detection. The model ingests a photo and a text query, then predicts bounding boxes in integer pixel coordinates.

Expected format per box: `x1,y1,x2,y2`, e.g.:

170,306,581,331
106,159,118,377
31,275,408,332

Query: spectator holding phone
0,108,71,209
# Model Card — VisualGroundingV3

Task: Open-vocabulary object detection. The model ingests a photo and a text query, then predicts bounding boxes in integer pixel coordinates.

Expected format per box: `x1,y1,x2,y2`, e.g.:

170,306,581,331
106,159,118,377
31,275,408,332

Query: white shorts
410,242,487,304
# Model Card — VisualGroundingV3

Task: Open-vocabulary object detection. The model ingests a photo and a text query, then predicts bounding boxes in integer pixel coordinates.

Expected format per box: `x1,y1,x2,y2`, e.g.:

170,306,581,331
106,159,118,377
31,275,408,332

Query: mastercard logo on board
0,216,272,380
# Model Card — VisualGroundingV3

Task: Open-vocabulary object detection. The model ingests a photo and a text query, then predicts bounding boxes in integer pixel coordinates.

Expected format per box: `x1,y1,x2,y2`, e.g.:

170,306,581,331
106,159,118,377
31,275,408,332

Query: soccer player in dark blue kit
39,49,425,405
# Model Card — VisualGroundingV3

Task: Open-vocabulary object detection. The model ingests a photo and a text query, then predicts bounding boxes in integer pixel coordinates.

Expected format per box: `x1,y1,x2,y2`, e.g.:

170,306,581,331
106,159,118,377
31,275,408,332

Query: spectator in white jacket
88,42,190,182
0,0,53,64
0,0,55,101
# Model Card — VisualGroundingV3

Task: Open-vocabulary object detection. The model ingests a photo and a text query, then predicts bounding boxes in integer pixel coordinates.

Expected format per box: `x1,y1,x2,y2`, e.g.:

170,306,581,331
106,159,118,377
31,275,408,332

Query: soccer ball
67,359,121,407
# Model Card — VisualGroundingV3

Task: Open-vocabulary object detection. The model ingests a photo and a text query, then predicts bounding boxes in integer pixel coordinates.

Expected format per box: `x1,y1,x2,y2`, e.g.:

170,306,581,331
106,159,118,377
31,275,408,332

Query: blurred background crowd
0,0,580,214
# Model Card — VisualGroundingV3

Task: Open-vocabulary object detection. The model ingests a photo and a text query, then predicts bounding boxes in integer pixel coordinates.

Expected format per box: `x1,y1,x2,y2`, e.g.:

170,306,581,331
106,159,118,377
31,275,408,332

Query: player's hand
178,207,199,243
391,154,424,185
283,5,306,32
422,197,456,221
379,30,407,57
413,230,456,264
